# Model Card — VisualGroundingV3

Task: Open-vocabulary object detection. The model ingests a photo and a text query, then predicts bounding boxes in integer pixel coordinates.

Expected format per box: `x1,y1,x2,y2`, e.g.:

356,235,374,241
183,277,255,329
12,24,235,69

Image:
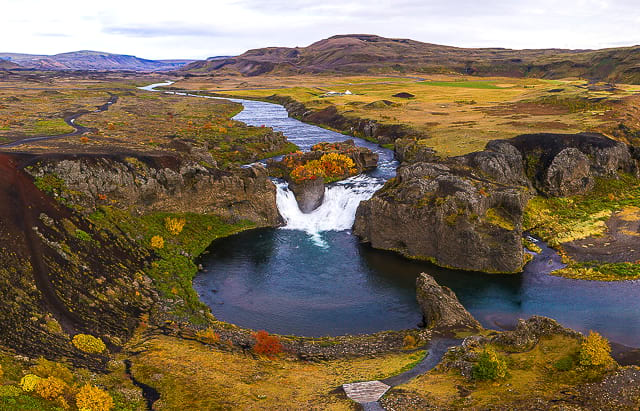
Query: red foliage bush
252,330,283,357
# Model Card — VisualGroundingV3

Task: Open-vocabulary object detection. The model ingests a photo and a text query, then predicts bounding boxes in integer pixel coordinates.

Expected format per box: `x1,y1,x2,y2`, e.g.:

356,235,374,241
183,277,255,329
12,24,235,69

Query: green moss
73,229,92,242
420,80,503,89
29,119,73,136
485,208,515,231
34,174,66,195
88,207,256,323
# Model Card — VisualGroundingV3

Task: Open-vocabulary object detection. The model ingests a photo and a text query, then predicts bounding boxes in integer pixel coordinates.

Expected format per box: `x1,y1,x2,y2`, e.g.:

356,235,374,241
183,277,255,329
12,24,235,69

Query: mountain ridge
181,34,640,83
0,50,195,71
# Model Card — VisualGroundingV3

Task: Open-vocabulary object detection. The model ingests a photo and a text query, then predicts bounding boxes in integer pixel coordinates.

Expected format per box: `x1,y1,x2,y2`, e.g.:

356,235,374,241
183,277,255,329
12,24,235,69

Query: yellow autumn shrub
75,384,114,411
150,235,164,249
403,335,417,349
34,376,67,401
579,331,613,367
164,217,186,235
31,357,74,384
196,328,220,344
20,374,41,392
72,334,106,354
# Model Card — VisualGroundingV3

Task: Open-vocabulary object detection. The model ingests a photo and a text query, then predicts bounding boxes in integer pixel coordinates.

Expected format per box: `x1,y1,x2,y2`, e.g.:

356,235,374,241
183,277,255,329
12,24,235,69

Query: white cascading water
276,174,383,247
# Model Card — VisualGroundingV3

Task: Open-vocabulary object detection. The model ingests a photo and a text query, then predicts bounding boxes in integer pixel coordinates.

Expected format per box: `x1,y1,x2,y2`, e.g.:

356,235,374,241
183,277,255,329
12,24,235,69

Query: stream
142,82,640,347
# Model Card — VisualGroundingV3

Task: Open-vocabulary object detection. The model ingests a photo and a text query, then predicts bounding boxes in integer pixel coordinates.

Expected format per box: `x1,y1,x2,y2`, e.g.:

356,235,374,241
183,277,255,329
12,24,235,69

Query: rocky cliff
354,132,638,273
27,154,282,226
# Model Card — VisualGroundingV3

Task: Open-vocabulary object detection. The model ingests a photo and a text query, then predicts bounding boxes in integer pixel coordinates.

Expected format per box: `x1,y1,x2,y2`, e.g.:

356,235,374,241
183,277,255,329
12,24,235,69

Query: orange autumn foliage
252,330,283,358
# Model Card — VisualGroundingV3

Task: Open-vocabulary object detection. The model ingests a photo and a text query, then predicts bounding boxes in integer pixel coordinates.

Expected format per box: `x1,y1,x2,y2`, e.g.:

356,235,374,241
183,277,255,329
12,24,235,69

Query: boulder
491,315,582,352
289,179,325,213
544,148,593,196
416,273,481,331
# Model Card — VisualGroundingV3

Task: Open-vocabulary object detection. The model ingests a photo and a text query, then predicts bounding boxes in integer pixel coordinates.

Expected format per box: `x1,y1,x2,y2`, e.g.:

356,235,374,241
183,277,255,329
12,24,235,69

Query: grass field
171,74,639,156
130,334,423,410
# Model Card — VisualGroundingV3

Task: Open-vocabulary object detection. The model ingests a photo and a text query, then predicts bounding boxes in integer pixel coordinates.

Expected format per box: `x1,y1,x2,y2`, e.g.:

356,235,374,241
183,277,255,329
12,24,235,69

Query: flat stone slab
342,380,390,404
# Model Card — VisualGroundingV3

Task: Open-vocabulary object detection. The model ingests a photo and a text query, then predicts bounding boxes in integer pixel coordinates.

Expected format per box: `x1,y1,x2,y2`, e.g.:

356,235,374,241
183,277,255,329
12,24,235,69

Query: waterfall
275,174,383,247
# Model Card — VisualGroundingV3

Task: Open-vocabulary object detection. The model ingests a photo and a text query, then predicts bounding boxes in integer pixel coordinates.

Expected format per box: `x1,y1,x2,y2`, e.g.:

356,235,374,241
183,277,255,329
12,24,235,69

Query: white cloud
1,0,639,59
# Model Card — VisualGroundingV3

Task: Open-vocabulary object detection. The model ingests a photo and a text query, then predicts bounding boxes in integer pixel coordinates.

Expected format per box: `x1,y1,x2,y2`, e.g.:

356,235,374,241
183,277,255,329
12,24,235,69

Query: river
142,82,640,346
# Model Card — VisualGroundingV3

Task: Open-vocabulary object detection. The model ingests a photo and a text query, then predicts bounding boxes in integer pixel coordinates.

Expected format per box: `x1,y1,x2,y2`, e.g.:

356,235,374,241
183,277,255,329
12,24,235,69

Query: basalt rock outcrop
289,179,325,213
27,154,281,226
440,316,582,380
502,132,638,196
416,273,481,331
354,132,638,273
354,156,531,273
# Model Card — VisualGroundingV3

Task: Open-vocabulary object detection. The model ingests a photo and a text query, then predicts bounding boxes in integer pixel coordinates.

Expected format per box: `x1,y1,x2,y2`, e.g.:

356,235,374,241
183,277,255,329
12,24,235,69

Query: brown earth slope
182,34,640,83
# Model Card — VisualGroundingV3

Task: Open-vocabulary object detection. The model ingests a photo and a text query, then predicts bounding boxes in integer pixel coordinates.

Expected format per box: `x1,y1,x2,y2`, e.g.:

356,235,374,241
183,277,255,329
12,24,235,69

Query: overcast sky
4,0,640,60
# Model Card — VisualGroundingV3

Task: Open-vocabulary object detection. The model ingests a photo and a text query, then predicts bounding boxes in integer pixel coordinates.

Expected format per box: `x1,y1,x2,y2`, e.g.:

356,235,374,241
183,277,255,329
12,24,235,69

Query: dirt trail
0,94,118,148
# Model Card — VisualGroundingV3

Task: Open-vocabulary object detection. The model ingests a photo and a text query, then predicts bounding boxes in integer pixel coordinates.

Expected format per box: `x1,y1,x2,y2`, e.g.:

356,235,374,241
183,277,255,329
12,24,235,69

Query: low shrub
579,331,613,367
403,335,417,350
165,217,186,235
150,235,164,249
196,328,220,345
31,358,74,384
34,376,67,401
0,385,22,397
72,334,106,354
76,384,114,411
252,330,283,358
472,347,508,381
20,374,41,392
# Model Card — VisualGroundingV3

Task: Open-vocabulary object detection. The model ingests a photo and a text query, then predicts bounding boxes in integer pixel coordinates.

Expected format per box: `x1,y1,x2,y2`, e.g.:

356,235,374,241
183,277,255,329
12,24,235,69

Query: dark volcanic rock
544,147,594,196
354,159,530,273
416,273,481,331
491,315,581,351
28,155,281,226
392,92,415,98
355,132,639,273
504,132,639,195
289,179,325,213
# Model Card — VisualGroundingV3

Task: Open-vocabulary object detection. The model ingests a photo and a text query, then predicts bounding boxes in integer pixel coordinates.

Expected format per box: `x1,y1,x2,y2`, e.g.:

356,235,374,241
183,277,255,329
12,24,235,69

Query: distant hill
181,34,640,83
0,58,21,70
0,51,195,71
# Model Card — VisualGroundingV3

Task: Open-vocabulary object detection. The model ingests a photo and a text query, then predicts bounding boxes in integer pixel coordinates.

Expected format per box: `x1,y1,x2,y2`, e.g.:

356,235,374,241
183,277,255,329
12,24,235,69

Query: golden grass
525,197,612,246
170,74,631,156
397,335,588,408
617,206,640,222
131,335,424,410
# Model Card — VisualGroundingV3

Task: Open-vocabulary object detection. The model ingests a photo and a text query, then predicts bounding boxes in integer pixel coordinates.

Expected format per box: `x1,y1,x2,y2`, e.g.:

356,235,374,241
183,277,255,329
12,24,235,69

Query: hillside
181,34,640,83
0,59,20,70
0,50,194,71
